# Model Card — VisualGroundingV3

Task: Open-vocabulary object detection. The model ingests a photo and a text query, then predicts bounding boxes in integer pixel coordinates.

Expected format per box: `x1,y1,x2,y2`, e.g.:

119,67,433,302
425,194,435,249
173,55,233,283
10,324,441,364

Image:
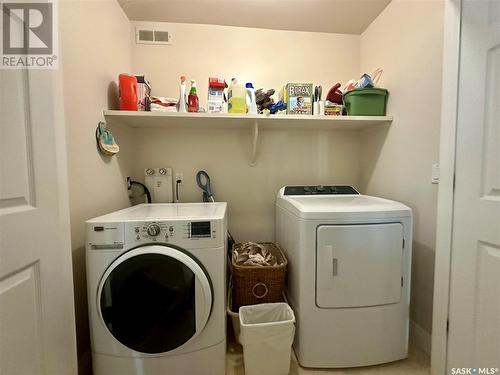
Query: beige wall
359,0,444,334
131,127,361,241
132,22,360,104
60,1,132,373
130,22,362,241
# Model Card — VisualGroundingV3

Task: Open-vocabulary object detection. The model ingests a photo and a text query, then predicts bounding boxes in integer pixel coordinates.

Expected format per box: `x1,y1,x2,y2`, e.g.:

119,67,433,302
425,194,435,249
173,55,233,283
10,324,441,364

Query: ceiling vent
135,27,172,45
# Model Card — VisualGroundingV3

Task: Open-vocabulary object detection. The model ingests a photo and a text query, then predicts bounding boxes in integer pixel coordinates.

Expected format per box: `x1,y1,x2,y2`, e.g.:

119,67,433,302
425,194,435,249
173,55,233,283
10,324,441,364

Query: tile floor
226,342,430,375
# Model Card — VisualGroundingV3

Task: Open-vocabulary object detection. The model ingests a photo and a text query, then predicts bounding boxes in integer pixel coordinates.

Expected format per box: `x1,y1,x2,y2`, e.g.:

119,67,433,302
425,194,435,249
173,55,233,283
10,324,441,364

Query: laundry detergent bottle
246,82,257,114
228,78,247,114
188,79,199,113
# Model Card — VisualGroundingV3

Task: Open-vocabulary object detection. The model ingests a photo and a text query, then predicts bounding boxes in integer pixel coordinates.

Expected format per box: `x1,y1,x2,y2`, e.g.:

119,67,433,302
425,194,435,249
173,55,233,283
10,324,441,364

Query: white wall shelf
104,110,392,130
103,110,393,166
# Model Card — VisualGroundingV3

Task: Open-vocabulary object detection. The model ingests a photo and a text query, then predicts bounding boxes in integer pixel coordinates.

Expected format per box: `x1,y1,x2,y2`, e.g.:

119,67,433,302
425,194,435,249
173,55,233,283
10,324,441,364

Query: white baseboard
410,320,432,356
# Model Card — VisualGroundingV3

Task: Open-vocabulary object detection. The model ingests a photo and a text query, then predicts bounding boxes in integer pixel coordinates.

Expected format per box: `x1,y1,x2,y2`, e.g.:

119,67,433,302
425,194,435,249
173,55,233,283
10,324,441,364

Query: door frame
431,0,461,374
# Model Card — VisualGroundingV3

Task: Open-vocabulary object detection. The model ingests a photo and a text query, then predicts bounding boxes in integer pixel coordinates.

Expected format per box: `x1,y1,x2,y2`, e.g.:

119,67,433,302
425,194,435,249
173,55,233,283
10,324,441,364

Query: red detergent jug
119,74,138,111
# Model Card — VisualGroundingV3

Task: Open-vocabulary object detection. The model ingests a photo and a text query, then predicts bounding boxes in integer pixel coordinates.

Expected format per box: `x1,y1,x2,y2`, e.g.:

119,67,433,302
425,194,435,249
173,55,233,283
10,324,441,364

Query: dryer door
316,223,404,308
97,245,212,354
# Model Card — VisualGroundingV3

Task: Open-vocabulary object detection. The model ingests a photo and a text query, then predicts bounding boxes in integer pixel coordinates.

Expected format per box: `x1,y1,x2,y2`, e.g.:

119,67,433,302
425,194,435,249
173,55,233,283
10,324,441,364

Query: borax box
285,83,313,115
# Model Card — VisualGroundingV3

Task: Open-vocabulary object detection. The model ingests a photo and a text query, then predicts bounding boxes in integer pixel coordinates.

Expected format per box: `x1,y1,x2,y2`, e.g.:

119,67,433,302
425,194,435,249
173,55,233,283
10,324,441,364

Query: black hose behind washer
128,179,152,203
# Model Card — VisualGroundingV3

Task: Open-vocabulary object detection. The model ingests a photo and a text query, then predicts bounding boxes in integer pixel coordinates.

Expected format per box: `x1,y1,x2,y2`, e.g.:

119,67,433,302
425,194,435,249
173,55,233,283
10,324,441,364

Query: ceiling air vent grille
135,27,171,45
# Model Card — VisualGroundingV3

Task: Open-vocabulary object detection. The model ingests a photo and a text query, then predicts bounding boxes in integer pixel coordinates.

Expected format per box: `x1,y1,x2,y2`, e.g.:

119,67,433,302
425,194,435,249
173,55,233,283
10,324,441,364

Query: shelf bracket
249,121,259,167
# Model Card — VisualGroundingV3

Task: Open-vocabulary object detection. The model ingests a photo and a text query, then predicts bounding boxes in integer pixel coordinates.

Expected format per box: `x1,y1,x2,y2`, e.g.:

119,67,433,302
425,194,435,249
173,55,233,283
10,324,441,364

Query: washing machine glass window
97,245,213,354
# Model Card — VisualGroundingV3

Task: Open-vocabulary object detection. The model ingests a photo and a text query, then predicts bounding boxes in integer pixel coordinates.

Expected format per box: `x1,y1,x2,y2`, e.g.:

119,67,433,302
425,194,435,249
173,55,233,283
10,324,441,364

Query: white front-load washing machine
276,186,412,368
86,203,227,375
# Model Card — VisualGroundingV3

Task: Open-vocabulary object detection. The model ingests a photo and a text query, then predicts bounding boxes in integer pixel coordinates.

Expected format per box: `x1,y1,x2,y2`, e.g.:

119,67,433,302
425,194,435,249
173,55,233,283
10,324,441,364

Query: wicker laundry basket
231,242,287,309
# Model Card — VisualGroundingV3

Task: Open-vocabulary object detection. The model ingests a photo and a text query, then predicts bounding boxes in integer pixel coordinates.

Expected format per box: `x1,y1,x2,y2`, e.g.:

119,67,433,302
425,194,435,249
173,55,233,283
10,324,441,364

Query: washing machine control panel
146,224,161,237
126,220,223,249
284,185,359,195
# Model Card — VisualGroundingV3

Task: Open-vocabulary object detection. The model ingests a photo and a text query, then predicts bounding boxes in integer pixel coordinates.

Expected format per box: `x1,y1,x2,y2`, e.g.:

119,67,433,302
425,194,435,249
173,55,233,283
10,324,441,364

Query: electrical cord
128,179,152,203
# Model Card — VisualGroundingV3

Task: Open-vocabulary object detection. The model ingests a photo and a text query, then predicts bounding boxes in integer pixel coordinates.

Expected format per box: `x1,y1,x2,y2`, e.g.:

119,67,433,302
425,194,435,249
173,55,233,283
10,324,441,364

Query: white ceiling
118,0,392,35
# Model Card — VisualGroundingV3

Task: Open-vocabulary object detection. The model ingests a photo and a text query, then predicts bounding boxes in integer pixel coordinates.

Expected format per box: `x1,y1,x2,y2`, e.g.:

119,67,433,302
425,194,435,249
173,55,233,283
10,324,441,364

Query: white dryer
276,186,412,368
86,203,227,375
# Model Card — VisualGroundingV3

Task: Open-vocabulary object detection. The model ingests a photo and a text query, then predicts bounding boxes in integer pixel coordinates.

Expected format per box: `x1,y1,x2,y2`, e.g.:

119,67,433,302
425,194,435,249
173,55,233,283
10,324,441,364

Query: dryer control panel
284,185,359,195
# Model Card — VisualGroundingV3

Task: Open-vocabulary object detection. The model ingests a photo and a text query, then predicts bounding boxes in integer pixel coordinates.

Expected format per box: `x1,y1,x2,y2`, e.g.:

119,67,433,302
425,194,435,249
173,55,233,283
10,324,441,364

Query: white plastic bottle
177,75,187,113
246,82,258,114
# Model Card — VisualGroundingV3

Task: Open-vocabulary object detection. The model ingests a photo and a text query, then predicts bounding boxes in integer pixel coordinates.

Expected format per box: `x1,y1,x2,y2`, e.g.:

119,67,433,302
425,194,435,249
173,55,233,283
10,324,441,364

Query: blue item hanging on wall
95,121,119,156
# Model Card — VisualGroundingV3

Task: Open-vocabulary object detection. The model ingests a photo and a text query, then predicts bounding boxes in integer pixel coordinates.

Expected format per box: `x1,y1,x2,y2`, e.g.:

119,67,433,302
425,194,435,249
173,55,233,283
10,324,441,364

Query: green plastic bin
343,88,389,116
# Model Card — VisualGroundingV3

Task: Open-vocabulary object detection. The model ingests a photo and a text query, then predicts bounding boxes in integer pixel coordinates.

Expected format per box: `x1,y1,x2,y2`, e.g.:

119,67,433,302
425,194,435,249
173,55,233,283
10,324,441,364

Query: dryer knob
147,224,161,237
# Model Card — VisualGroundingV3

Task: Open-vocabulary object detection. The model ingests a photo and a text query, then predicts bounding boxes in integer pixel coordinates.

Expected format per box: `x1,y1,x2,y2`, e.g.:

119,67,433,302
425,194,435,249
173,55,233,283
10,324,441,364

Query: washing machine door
97,245,212,354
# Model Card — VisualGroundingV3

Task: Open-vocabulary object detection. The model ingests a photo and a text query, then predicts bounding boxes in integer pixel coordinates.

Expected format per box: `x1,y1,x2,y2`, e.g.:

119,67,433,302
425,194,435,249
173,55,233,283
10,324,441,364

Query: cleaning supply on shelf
246,83,258,115
228,78,247,114
135,75,151,111
119,74,138,111
188,79,199,113
255,88,275,113
343,88,389,116
313,85,322,115
269,100,286,114
342,79,358,93
325,83,343,105
342,69,384,94
283,83,313,115
207,77,226,113
324,102,344,116
177,75,187,113
357,74,374,89
319,100,325,115
150,96,178,112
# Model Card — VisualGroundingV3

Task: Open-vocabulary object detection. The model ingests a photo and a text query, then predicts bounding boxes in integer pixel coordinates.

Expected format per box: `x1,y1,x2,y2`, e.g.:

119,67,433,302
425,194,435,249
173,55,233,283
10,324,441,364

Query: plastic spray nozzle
190,79,197,94
180,75,187,82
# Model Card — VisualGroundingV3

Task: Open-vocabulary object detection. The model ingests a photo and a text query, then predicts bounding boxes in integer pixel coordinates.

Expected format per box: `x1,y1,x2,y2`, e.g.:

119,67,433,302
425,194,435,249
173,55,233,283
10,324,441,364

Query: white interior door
447,0,500,370
0,20,77,375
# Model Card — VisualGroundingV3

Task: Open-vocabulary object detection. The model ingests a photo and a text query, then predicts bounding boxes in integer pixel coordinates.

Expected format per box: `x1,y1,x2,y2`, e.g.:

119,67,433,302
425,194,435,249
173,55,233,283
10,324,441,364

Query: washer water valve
144,167,173,203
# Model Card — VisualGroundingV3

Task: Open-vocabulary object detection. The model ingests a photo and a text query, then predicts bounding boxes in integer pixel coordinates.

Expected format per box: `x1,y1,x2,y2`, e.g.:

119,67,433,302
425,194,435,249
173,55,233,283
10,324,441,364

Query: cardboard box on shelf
283,83,313,115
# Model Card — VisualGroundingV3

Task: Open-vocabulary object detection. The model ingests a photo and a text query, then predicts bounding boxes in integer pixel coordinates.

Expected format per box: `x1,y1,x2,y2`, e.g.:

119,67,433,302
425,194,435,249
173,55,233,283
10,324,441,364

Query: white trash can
239,303,295,375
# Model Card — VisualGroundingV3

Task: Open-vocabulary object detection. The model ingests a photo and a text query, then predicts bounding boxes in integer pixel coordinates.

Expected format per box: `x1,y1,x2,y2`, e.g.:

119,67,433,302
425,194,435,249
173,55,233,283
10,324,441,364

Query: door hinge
446,319,450,333
403,238,405,248
453,173,456,191
401,277,404,287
